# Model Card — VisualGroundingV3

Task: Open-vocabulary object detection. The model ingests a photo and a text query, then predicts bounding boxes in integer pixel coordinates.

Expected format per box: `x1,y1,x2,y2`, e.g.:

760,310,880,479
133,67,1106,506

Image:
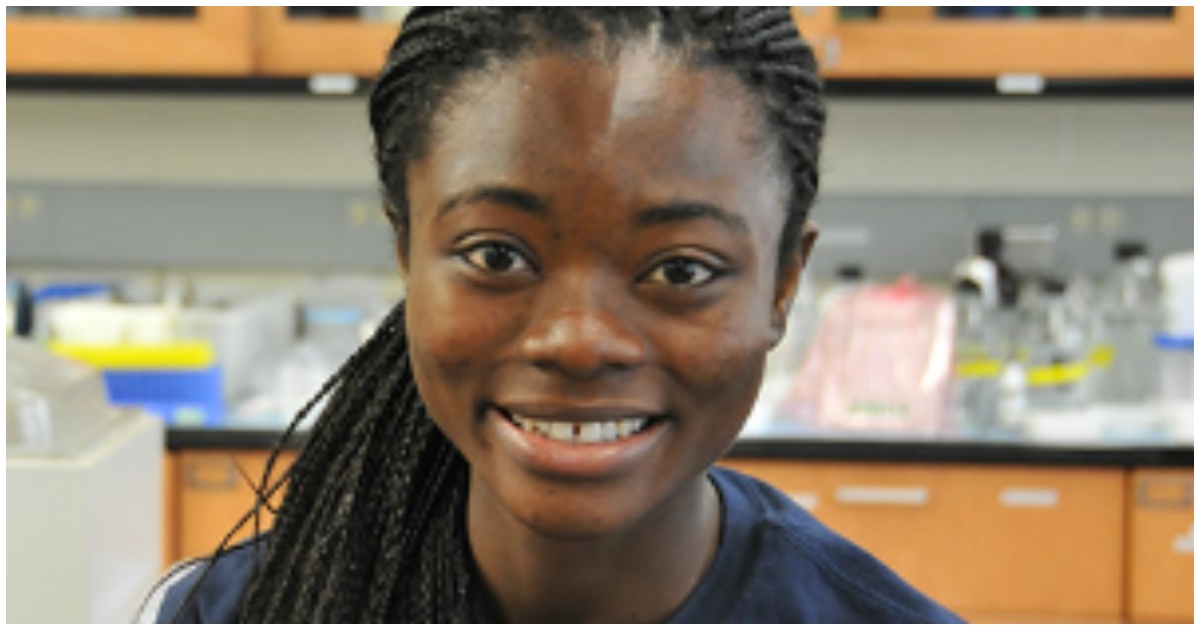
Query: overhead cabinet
6,7,254,76
793,7,1193,80
7,7,1194,81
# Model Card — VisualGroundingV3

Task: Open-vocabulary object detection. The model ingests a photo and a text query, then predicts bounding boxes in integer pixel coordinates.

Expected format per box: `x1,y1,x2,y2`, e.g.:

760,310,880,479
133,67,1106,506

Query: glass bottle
1093,242,1161,404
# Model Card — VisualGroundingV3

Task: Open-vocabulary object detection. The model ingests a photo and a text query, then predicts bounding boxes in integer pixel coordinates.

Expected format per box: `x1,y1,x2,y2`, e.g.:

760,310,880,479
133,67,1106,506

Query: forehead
412,44,787,227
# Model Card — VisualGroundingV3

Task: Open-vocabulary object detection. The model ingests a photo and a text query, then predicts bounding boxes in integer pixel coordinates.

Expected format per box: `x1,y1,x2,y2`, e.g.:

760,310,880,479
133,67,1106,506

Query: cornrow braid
173,8,826,623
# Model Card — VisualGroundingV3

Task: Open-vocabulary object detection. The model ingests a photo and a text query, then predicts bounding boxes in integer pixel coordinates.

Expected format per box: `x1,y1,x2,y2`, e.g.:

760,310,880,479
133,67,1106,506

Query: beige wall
7,94,1194,196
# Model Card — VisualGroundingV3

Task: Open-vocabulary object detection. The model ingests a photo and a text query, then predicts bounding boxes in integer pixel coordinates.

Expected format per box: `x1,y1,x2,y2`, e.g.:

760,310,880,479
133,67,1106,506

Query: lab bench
163,428,1192,623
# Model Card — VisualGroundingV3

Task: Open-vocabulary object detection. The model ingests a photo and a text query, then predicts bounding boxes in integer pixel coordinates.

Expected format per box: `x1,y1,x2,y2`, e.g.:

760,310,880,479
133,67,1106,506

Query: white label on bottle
999,487,1060,508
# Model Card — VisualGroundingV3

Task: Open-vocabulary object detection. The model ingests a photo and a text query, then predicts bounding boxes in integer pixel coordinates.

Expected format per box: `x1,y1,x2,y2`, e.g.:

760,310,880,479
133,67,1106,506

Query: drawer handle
999,487,1060,508
183,459,240,491
789,492,819,511
1174,524,1193,555
834,486,929,507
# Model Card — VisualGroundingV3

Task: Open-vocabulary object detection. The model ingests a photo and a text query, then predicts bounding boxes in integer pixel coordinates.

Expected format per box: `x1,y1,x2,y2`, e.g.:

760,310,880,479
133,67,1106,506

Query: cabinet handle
1137,477,1193,509
183,458,239,491
1173,524,1194,555
834,486,930,507
999,487,1060,508
789,492,820,511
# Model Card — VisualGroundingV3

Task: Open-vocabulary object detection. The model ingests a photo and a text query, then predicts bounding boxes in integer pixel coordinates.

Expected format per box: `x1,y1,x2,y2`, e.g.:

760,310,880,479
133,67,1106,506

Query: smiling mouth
495,407,659,445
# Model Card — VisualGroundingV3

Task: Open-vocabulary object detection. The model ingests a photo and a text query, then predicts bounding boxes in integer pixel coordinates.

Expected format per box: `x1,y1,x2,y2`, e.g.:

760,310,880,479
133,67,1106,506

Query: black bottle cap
1114,241,1148,261
837,264,864,281
1039,276,1067,294
977,228,1004,258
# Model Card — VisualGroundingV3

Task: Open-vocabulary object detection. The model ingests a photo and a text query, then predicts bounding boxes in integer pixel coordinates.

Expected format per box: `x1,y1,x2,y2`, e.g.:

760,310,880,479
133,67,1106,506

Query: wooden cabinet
252,7,403,78
162,449,1190,621
170,449,294,564
722,459,1126,623
1127,468,1194,623
5,7,254,76
791,6,1192,79
163,452,180,567
7,7,1193,81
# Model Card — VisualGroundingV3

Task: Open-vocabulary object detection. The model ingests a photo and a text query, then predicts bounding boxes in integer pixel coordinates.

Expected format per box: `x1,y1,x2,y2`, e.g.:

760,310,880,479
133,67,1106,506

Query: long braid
168,8,826,623
235,301,470,622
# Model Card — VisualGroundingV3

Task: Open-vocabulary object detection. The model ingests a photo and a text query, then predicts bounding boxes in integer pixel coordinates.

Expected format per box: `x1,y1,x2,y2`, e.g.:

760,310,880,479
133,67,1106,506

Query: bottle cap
1114,241,1148,261
837,264,864,281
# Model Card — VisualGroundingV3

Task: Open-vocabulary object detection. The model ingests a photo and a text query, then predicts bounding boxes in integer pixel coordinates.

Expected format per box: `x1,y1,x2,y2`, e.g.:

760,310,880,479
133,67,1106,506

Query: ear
769,219,819,345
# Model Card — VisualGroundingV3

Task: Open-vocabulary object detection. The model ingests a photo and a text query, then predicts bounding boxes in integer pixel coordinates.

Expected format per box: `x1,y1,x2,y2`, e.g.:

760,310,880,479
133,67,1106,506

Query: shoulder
704,466,963,624
137,538,263,623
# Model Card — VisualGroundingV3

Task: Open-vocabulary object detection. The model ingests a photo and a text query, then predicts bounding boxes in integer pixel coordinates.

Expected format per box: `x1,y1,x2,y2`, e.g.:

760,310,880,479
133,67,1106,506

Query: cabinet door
1128,468,1194,623
721,460,1124,622
175,449,294,562
253,7,404,78
163,452,181,568
795,6,1193,79
6,7,254,76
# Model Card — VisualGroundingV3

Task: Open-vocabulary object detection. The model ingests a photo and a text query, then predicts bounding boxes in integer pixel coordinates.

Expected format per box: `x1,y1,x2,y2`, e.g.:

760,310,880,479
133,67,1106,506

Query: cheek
403,267,513,421
667,307,774,419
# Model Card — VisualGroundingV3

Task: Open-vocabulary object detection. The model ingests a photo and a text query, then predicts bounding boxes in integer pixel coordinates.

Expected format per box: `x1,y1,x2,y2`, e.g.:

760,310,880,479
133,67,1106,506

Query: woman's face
402,44,807,538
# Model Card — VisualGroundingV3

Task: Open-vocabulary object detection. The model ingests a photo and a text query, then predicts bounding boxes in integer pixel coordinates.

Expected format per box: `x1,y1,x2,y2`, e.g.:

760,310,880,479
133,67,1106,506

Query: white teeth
509,413,650,444
549,422,573,441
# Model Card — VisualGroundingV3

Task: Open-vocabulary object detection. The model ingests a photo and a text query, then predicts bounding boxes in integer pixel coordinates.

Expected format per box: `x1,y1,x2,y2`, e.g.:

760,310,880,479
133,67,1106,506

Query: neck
466,473,721,623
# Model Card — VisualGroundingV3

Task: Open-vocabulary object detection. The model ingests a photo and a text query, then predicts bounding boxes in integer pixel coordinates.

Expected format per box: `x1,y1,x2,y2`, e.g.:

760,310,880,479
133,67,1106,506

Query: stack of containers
1156,251,1194,440
48,308,224,427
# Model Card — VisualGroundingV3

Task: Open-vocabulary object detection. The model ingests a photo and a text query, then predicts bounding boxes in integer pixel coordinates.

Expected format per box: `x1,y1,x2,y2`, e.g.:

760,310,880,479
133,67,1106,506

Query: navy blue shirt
147,466,962,623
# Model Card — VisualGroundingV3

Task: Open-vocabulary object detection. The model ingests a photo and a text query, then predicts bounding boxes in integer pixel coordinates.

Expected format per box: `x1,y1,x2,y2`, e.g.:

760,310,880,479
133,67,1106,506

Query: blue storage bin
101,366,224,427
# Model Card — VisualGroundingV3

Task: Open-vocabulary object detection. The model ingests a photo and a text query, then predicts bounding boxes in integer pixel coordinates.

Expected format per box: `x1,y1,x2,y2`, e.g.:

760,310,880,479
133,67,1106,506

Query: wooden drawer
1127,468,1194,623
722,460,1124,621
174,449,294,562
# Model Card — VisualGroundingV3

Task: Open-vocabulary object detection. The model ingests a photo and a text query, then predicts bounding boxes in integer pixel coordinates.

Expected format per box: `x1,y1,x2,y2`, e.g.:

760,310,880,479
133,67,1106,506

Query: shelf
7,73,1191,100
164,427,1194,468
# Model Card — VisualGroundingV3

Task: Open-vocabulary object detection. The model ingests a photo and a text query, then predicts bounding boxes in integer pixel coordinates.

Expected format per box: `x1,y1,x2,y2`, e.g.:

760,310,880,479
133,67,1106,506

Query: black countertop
166,427,1193,468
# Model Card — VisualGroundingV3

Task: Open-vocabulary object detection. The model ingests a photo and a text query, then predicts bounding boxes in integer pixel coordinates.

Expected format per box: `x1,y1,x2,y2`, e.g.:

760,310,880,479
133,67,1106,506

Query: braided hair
216,8,824,623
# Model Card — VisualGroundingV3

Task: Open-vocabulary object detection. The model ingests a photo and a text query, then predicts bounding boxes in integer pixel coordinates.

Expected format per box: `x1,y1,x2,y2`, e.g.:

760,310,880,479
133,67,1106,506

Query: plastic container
1092,242,1162,404
1155,334,1194,441
1158,250,1193,339
50,341,224,427
951,281,1003,434
1021,277,1091,411
1156,335,1195,401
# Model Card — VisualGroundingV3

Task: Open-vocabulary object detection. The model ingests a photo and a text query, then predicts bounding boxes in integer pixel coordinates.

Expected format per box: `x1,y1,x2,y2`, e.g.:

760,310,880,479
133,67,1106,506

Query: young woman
146,8,961,623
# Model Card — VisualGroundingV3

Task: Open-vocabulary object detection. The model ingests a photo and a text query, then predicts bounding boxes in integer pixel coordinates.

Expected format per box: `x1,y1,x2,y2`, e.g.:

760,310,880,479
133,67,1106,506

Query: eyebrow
437,185,548,219
437,186,748,235
632,201,749,235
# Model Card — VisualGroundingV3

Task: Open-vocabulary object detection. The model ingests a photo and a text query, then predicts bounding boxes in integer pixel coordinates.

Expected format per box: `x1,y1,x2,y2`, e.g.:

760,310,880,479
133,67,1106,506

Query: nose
517,280,647,380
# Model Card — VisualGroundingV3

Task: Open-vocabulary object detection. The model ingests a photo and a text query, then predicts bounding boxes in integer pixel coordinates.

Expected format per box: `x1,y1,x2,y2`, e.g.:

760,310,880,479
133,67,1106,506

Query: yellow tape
955,359,1004,379
1089,344,1115,369
50,342,214,369
1026,361,1089,387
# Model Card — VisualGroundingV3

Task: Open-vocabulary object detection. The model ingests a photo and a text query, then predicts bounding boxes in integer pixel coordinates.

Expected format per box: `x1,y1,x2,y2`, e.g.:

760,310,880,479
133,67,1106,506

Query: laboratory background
5,7,1194,624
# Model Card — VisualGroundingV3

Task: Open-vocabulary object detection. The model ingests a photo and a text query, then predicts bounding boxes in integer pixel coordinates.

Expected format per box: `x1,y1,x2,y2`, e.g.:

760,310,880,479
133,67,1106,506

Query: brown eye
461,242,532,275
646,257,720,287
